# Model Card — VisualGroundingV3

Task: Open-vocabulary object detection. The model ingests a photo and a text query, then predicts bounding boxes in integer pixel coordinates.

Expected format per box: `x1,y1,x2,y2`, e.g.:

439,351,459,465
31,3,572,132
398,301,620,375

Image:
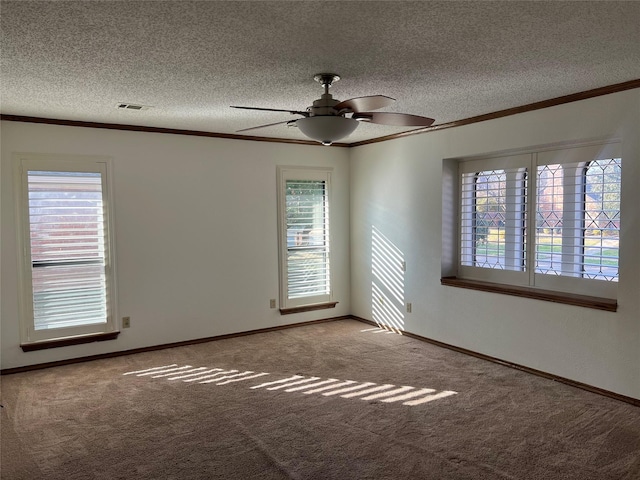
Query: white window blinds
285,179,330,299
28,170,109,330
460,167,527,272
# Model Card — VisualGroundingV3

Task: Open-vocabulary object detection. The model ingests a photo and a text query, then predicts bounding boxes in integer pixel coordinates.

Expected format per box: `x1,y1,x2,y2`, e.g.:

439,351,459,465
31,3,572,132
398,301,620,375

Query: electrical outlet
122,316,131,328
270,299,276,309
406,303,412,313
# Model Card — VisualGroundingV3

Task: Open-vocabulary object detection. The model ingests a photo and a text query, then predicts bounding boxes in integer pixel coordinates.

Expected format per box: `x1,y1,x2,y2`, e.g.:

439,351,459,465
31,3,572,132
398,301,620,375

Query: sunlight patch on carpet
360,327,397,334
123,364,457,407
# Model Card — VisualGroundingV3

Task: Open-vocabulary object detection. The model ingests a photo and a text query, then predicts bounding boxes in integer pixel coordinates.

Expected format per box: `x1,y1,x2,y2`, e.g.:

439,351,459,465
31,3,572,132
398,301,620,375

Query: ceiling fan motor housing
308,73,344,117
310,93,341,116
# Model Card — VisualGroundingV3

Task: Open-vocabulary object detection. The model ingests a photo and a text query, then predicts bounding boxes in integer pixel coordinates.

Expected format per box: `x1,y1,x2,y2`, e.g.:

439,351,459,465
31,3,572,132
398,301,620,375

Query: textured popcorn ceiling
2,1,640,144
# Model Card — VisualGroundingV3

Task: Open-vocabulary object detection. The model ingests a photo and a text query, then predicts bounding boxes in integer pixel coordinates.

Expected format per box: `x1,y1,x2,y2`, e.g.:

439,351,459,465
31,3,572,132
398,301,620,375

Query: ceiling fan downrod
309,73,342,117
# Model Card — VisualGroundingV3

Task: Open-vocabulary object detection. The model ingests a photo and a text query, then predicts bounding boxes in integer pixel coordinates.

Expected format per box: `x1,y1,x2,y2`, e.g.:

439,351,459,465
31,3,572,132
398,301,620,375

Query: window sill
440,277,617,312
280,302,338,315
21,331,120,352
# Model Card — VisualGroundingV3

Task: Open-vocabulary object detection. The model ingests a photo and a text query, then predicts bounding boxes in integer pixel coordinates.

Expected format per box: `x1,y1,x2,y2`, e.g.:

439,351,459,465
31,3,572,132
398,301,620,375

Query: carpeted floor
1,319,639,479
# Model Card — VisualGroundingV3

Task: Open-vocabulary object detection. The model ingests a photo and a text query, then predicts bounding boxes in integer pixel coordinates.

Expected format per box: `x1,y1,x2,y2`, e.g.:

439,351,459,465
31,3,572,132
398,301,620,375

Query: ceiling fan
231,73,435,145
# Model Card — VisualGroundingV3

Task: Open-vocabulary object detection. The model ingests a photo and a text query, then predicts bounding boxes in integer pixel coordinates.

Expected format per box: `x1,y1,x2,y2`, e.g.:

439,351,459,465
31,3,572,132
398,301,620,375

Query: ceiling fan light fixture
353,114,373,122
296,116,359,145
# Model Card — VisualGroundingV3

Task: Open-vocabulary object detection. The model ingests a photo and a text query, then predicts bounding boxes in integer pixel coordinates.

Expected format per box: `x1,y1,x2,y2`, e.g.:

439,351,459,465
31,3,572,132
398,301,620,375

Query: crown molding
349,78,640,147
0,114,350,148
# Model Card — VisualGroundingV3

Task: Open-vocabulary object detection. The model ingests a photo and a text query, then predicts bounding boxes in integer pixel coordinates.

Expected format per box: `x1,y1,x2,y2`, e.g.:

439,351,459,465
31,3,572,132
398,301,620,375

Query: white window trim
13,153,118,346
277,166,334,310
455,141,621,300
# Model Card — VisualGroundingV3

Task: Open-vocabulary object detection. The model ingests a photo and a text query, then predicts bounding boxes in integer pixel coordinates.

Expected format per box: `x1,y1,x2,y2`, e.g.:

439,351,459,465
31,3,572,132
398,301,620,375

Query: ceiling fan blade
236,119,297,133
231,105,308,116
334,95,395,113
353,112,435,127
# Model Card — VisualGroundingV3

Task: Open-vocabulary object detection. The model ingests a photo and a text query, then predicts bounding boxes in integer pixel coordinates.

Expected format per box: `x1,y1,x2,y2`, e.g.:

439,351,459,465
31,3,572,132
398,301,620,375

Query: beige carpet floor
1,319,639,479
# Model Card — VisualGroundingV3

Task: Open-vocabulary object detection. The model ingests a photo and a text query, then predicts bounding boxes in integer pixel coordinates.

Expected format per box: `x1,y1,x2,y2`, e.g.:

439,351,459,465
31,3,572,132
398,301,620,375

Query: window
457,143,621,300
14,154,117,349
460,155,529,283
277,167,335,313
535,155,621,284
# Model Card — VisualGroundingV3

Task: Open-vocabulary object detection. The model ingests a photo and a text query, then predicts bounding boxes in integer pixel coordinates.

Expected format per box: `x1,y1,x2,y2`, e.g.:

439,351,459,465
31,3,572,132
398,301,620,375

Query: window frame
455,142,621,301
531,144,621,299
276,166,335,312
13,153,118,348
458,154,531,287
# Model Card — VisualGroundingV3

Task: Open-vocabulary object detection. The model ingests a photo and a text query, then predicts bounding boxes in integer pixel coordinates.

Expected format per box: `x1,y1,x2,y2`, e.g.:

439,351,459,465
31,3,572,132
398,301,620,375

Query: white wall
350,89,640,400
1,122,351,368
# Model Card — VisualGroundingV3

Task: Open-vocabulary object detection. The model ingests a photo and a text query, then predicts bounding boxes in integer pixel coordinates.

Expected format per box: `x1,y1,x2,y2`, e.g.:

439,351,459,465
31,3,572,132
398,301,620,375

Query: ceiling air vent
117,103,151,110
